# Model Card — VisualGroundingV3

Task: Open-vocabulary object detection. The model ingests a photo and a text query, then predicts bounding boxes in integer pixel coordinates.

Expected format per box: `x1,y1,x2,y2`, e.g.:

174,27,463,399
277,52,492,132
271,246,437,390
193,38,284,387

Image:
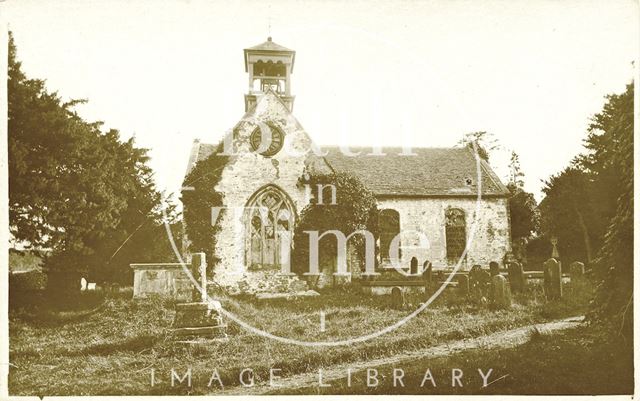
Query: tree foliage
291,172,379,274
508,183,538,240
537,82,633,335
583,83,634,335
457,131,500,162
539,167,600,263
8,32,174,285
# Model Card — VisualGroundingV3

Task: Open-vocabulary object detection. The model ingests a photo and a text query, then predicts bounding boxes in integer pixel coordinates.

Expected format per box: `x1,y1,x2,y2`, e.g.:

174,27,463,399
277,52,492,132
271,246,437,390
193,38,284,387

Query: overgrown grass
273,324,633,395
9,281,593,395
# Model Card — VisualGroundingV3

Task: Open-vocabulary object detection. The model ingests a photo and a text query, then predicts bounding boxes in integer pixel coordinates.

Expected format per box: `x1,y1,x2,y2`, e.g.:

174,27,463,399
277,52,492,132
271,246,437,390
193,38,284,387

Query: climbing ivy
292,172,379,274
180,142,229,265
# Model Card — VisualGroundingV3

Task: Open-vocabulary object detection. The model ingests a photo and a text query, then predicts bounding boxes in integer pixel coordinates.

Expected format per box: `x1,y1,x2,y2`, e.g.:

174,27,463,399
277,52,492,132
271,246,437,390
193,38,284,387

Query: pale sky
3,0,638,202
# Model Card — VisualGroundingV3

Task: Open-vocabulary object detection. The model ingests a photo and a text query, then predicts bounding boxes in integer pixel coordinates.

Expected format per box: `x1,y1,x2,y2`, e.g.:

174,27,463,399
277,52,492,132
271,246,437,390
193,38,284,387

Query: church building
183,38,512,294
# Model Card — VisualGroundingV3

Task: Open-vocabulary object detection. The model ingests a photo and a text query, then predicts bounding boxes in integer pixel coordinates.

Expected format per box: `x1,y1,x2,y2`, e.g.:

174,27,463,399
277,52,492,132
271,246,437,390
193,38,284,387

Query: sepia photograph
0,0,637,397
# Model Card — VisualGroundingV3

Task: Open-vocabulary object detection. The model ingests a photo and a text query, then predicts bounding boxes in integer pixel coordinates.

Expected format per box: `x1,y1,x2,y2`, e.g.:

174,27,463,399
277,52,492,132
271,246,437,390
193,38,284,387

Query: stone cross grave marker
191,252,207,302
171,253,227,342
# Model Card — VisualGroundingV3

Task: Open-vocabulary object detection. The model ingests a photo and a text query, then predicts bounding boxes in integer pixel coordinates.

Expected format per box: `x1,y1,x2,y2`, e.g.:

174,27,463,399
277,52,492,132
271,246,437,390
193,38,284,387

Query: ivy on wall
180,143,229,267
292,172,379,274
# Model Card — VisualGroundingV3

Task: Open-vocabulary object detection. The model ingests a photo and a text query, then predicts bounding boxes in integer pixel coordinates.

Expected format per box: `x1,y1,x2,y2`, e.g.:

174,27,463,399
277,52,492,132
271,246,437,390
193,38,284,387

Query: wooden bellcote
244,37,296,111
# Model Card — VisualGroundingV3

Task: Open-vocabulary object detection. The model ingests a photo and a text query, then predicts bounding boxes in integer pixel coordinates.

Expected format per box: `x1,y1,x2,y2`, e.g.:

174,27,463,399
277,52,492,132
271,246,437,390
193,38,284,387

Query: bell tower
244,37,296,112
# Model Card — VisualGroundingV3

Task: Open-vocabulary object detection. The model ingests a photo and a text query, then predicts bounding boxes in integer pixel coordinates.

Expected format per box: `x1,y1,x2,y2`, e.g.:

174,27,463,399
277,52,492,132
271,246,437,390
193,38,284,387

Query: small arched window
379,209,401,261
445,208,466,260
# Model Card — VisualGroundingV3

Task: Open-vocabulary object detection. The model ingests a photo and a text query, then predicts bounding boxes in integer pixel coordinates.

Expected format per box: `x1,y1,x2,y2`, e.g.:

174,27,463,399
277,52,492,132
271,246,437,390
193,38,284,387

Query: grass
272,324,633,395
9,282,594,395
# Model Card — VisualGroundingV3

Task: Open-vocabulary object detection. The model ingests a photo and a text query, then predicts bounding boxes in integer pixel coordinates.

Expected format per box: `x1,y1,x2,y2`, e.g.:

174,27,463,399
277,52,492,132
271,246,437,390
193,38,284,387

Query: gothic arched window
379,209,401,261
445,208,466,261
245,186,295,270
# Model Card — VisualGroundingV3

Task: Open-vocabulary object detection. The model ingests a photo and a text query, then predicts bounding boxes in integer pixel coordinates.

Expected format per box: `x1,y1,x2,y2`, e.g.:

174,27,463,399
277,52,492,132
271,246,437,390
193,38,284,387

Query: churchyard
9,259,598,396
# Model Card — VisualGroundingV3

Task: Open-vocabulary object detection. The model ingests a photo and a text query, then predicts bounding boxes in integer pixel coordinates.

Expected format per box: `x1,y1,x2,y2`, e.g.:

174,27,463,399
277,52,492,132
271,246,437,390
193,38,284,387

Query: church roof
322,146,509,197
244,37,296,73
245,37,294,53
188,142,509,198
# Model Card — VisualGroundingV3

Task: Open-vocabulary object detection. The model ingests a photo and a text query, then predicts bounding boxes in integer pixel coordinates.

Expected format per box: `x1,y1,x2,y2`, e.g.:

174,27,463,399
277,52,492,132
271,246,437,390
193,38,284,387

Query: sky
3,0,638,202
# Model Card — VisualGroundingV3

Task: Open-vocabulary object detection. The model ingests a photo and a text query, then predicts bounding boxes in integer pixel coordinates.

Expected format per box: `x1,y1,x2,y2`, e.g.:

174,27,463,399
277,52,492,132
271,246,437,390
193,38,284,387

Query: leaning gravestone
507,261,525,294
543,258,562,300
491,275,511,308
422,262,432,294
489,261,500,277
391,286,404,309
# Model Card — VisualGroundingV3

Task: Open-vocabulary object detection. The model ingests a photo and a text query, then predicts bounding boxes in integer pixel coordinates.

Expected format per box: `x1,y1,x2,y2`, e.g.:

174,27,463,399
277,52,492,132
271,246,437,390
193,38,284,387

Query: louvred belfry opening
244,37,296,112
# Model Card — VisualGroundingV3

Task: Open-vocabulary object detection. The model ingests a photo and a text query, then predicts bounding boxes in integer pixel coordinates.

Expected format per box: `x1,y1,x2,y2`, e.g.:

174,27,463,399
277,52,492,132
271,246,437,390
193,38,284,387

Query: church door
245,186,295,270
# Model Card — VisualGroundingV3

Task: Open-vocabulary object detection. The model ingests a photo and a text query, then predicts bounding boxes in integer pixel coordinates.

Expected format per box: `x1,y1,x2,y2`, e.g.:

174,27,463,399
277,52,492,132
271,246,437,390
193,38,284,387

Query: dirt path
219,316,584,395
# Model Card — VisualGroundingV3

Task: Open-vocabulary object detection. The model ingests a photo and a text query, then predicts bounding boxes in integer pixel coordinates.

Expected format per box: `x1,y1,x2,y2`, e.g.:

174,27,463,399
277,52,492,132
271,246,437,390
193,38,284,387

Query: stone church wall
376,196,511,270
210,93,330,293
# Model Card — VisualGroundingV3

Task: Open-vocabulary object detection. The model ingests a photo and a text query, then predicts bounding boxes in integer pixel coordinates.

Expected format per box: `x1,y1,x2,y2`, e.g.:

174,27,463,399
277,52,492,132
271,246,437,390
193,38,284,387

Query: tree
583,83,634,336
8,33,172,287
539,167,599,264
507,183,538,240
504,151,538,264
291,173,379,275
508,151,525,188
457,131,500,162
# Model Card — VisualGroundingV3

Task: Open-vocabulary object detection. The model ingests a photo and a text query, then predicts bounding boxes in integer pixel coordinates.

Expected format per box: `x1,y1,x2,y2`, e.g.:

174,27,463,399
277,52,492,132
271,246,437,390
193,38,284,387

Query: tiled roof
322,146,509,197
189,143,508,197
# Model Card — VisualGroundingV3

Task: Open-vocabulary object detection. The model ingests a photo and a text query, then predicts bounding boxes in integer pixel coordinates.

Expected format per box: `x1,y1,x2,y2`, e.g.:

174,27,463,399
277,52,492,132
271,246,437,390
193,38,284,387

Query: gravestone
80,277,87,291
569,261,585,281
543,258,562,300
457,274,470,297
491,274,511,308
469,265,491,300
391,287,404,309
507,261,525,294
422,262,432,293
489,261,500,277
410,257,418,275
172,253,227,342
191,252,208,302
